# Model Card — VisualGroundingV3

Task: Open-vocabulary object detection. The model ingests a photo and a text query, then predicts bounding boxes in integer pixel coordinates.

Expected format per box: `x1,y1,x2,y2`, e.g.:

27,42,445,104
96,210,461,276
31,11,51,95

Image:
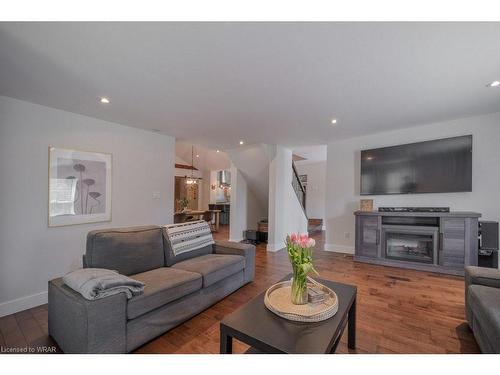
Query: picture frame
48,146,112,227
359,199,374,212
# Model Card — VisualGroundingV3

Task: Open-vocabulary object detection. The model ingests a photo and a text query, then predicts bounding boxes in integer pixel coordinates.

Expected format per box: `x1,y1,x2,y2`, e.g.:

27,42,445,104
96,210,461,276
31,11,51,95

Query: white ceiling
293,145,327,163
176,141,231,172
1,22,500,150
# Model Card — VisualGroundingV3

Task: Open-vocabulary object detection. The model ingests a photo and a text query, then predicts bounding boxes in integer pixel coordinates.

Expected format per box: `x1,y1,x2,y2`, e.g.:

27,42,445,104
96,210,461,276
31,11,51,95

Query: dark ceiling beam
175,163,198,171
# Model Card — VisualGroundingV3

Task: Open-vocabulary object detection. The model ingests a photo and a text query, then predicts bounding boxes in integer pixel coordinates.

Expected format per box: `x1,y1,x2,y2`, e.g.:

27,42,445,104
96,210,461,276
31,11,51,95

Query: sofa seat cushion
468,284,500,351
127,268,202,320
172,254,245,288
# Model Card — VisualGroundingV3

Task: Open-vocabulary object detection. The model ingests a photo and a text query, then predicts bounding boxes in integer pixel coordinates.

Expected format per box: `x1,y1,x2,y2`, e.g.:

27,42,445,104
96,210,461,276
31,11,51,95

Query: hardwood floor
0,225,480,354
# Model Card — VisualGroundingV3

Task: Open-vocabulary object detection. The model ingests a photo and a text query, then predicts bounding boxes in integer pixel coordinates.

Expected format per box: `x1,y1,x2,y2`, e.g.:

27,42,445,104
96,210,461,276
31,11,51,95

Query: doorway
174,176,199,212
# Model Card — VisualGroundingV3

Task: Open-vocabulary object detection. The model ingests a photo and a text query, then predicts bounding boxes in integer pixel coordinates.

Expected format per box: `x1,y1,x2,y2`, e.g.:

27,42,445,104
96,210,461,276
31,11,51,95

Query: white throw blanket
163,220,214,256
63,268,145,300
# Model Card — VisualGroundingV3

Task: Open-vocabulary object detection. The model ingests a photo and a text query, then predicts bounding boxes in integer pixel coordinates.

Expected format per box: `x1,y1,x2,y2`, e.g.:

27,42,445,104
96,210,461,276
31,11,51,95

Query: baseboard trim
266,243,284,252
324,243,355,254
0,291,48,318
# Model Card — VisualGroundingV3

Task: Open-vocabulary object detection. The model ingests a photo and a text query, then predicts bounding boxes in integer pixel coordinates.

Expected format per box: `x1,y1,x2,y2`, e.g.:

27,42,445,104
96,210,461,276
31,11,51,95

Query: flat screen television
360,135,472,195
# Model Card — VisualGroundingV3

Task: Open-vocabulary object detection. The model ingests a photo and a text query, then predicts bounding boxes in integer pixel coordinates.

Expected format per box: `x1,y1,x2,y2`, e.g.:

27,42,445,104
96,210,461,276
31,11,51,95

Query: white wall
295,161,326,228
229,165,247,242
246,187,267,231
268,146,308,251
200,169,211,210
0,96,175,316
226,144,273,240
229,165,267,241
325,112,500,253
226,144,272,214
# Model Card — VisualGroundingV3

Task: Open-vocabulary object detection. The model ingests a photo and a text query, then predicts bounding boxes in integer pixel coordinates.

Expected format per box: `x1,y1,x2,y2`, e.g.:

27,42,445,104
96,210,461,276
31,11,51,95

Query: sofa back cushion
85,226,164,276
162,221,214,266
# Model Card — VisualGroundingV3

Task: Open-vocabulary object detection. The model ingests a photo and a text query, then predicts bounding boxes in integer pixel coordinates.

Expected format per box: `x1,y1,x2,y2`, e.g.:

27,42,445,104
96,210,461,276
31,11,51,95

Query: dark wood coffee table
220,275,357,354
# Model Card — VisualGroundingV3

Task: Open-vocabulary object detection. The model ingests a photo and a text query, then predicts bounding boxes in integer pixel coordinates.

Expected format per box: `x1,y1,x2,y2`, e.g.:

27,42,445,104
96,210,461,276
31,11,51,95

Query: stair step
308,218,323,233
308,218,323,226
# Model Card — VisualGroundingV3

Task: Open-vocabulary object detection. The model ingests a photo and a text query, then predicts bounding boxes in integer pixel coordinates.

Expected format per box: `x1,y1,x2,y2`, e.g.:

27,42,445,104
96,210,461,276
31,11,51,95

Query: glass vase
291,265,308,305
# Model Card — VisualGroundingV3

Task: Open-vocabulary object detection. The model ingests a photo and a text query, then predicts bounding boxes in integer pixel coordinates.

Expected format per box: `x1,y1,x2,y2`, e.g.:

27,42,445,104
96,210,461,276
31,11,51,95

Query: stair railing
291,161,307,215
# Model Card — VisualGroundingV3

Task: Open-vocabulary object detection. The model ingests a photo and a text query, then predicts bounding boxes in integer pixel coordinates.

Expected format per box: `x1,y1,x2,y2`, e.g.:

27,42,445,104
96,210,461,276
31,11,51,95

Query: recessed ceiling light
331,118,338,125
239,141,244,145
487,80,500,87
100,97,110,104
196,154,200,158
216,150,220,153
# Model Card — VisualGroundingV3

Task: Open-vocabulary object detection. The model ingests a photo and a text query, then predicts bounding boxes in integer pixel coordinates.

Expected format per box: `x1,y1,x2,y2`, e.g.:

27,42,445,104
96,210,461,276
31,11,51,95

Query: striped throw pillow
163,220,215,257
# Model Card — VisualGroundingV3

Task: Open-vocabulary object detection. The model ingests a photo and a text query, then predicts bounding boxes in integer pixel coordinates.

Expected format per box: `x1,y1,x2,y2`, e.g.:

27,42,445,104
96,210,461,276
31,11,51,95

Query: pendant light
185,145,201,185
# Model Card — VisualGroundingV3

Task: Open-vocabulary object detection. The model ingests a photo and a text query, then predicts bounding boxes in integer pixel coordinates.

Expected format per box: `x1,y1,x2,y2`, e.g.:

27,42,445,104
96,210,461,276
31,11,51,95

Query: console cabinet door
439,218,466,270
356,216,380,258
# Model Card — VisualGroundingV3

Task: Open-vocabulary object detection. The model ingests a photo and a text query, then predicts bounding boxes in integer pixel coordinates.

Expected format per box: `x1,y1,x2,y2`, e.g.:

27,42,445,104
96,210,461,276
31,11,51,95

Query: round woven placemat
264,279,338,322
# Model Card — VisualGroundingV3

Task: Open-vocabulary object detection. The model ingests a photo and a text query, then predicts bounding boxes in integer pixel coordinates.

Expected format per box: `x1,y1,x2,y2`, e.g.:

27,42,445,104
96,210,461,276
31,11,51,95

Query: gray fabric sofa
48,225,255,353
465,266,500,353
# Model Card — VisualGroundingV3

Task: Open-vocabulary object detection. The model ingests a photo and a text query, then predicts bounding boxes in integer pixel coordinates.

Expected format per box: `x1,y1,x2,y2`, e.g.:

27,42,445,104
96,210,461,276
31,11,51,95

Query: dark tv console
354,210,481,276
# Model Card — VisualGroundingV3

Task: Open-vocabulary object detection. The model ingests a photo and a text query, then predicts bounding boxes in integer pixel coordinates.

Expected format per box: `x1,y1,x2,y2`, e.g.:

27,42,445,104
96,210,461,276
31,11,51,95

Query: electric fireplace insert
382,225,439,264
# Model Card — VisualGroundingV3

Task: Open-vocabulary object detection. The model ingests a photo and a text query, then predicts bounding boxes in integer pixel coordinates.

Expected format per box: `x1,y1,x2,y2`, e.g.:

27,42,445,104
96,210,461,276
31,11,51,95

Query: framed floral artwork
48,146,112,227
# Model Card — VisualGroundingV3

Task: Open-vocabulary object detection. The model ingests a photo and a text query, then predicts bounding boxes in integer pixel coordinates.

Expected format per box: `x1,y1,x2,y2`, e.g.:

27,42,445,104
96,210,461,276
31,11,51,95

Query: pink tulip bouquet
285,233,319,304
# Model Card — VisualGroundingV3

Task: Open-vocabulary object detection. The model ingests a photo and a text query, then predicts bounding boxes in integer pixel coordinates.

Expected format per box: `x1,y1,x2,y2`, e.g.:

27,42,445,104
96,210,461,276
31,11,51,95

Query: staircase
292,166,325,234
227,144,308,249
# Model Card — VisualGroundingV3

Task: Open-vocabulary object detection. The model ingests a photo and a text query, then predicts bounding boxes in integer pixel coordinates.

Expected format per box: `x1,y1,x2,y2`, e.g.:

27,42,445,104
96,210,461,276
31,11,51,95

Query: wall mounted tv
360,135,472,195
